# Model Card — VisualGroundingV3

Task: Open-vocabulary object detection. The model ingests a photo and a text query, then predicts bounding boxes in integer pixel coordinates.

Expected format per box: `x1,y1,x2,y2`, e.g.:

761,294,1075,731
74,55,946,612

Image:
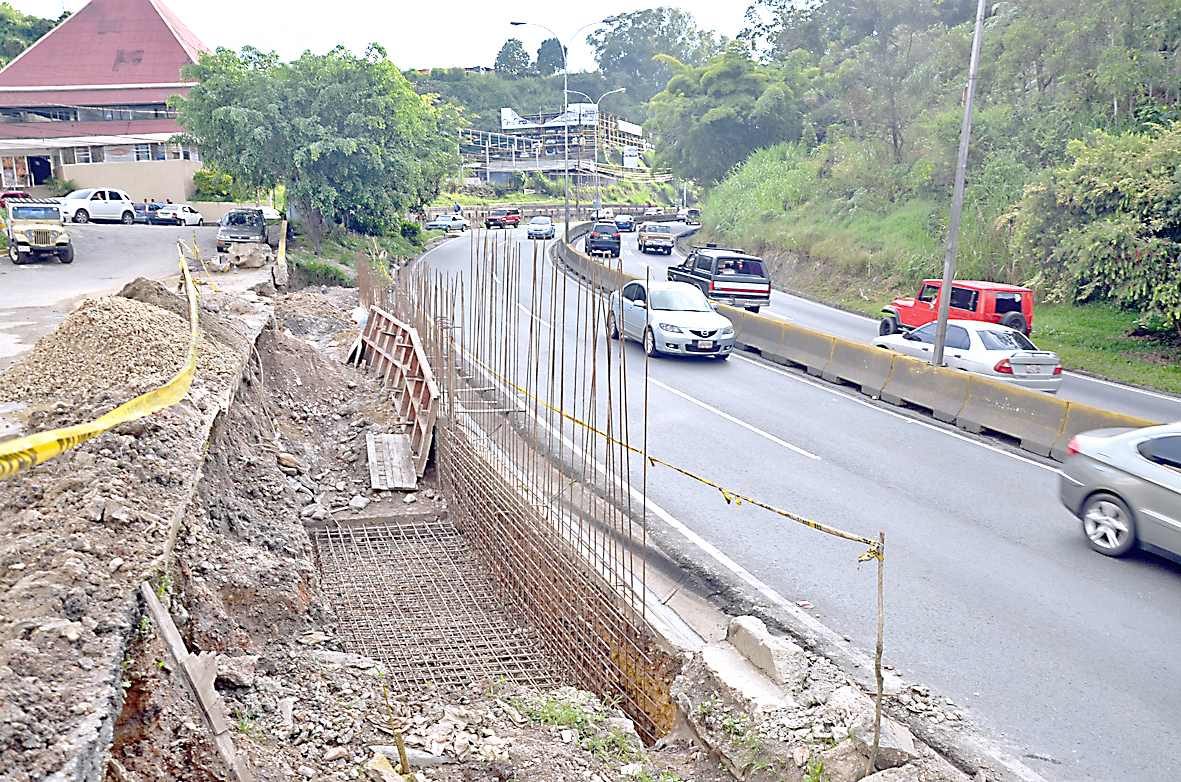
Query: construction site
0,232,981,782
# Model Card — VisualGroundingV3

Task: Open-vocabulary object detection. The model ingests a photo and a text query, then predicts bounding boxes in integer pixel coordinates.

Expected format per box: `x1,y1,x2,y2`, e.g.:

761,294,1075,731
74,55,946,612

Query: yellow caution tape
0,244,200,479
456,346,882,561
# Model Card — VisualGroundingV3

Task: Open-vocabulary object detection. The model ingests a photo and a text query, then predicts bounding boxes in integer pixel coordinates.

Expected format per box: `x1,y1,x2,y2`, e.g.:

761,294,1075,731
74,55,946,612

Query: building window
135,144,152,161
60,147,75,165
74,147,91,164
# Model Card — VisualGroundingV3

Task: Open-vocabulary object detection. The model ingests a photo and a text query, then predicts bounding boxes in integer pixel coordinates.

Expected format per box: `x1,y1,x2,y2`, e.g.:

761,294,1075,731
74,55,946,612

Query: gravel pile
0,296,239,405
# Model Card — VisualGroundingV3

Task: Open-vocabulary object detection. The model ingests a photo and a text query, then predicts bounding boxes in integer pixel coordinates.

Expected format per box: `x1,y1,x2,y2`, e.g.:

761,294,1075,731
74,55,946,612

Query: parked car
5,199,73,264
608,280,735,359
613,213,635,232
425,214,470,232
216,208,268,253
526,215,555,239
881,279,1034,336
154,203,204,226
59,188,136,224
257,205,282,221
872,319,1063,392
637,222,675,255
0,190,29,209
586,222,621,257
1060,423,1181,564
667,245,771,313
484,207,522,229
133,202,167,224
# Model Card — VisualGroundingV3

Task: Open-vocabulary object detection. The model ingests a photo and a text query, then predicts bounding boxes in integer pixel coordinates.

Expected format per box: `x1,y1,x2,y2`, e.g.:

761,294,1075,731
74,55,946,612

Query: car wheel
73,209,89,223
197,218,204,226
644,328,659,357
1000,312,1028,333
121,211,134,224
8,244,21,264
58,245,74,264
746,306,760,313
879,316,899,336
607,313,620,340
1082,493,1137,557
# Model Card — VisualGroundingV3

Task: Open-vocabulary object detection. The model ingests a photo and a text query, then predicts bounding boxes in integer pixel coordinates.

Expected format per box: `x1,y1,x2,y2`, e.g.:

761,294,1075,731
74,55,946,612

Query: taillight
1067,437,1080,456
1053,361,1063,375
708,280,715,291
613,232,621,239
993,358,1013,374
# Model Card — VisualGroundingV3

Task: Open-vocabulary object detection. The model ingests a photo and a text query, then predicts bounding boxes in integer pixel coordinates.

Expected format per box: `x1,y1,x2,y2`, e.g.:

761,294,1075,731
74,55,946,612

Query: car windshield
649,288,711,312
716,258,765,276
530,217,551,225
645,225,671,234
11,205,60,220
979,329,1037,351
64,190,91,200
593,223,616,232
223,211,264,227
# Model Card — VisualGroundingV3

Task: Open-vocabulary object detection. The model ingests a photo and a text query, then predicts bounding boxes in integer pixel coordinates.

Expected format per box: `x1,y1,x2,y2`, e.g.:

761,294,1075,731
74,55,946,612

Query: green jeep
6,200,74,264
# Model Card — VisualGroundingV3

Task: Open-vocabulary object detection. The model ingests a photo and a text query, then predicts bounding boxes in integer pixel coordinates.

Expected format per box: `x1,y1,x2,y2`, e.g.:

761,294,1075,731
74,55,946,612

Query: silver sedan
872,319,1063,393
607,280,735,359
1060,423,1181,563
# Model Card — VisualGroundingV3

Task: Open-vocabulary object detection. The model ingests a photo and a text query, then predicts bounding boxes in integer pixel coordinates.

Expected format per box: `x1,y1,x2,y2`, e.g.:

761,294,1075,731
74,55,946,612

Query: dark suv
586,222,621,257
667,245,772,312
485,208,522,229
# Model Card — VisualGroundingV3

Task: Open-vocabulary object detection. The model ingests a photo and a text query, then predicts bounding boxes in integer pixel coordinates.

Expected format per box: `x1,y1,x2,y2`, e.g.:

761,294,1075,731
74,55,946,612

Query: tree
587,8,721,102
0,5,63,67
495,38,531,76
174,45,460,251
646,42,809,183
536,38,565,77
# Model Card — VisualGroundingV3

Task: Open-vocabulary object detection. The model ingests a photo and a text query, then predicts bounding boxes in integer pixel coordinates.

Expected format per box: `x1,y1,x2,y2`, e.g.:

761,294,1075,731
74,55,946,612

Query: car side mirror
635,301,647,309
710,302,718,311
902,331,919,341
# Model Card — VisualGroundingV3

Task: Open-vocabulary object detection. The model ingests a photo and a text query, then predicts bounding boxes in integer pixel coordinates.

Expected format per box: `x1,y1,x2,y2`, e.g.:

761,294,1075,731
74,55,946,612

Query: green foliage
43,177,76,198
192,166,234,201
174,44,460,252
587,8,722,103
535,38,565,77
647,43,811,183
494,38,530,76
0,4,60,68
1014,122,1181,329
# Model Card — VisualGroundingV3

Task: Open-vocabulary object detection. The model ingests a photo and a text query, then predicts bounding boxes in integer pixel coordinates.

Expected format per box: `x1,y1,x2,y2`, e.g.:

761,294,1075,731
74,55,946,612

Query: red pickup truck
881,279,1034,336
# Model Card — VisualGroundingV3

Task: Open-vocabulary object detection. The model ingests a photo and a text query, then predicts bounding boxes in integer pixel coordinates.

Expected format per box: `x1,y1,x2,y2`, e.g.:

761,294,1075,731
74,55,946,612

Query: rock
349,495,370,510
821,739,871,782
229,243,274,269
599,716,641,748
368,747,456,767
108,557,124,573
823,685,875,725
216,654,259,687
559,729,575,743
277,452,303,470
863,766,926,781
297,765,316,778
850,711,917,770
300,503,320,518
365,752,401,782
403,494,417,504
725,615,808,689
297,631,332,645
620,764,643,777
311,506,330,521
324,747,350,762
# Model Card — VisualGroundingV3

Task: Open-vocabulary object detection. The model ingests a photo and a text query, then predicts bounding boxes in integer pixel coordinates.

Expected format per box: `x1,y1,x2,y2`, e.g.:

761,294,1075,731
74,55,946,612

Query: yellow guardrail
0,244,199,479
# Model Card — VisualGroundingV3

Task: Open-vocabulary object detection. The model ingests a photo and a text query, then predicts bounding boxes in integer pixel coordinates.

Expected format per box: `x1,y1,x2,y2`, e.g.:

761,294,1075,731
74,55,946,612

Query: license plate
697,340,714,349
1026,366,1042,374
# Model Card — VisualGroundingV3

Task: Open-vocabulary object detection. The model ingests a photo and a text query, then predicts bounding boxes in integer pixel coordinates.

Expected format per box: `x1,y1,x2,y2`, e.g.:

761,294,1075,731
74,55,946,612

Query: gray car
607,280,735,359
1059,423,1181,563
217,208,269,253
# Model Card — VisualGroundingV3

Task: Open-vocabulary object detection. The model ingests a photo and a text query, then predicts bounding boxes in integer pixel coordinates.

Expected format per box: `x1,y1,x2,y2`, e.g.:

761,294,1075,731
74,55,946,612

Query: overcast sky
12,0,753,73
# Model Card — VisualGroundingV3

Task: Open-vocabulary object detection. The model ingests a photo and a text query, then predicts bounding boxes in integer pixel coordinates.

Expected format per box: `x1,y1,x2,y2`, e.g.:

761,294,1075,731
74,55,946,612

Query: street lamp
567,87,625,217
510,19,603,238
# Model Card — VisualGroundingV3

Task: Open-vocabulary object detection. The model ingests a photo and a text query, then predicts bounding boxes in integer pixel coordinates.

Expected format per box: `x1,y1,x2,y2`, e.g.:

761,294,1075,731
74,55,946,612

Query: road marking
650,378,820,460
732,354,1060,473
517,303,551,329
762,310,794,322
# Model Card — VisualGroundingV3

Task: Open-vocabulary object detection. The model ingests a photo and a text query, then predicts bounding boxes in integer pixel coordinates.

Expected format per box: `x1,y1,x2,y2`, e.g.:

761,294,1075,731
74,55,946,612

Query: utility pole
933,0,987,366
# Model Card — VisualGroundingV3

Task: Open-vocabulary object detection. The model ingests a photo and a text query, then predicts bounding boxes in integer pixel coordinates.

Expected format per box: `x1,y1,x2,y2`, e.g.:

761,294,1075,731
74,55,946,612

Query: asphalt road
0,223,220,370
434,226,1181,782
601,226,1181,424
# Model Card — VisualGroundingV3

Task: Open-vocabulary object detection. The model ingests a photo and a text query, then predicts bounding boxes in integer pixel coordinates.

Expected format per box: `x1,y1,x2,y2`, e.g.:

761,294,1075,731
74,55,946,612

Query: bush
43,177,76,197
193,167,234,201
400,219,422,245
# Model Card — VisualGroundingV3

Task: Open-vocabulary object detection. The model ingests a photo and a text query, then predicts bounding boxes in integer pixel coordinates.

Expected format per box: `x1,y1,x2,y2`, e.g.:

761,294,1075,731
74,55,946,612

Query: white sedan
154,204,204,226
608,280,735,359
872,319,1063,392
425,214,470,232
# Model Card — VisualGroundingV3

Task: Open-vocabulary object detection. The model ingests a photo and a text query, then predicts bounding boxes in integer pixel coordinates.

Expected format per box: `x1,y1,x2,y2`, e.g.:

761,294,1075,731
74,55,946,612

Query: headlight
721,325,733,335
49,232,58,240
25,230,33,238
658,323,683,333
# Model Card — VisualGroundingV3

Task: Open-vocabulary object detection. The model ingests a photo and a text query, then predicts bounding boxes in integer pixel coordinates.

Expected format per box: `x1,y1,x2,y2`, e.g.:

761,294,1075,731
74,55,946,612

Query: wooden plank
366,431,417,490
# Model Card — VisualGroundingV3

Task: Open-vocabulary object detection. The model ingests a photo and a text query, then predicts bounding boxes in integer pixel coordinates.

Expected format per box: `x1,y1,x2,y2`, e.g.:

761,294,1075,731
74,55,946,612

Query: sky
11,0,755,73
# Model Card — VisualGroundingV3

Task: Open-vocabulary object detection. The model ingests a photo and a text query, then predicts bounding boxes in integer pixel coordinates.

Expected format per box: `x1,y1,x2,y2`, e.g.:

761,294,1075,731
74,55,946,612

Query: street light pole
569,87,626,216
511,19,602,239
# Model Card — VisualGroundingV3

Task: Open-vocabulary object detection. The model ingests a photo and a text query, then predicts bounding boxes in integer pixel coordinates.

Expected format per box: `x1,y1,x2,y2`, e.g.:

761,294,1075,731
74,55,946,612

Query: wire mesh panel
309,518,559,689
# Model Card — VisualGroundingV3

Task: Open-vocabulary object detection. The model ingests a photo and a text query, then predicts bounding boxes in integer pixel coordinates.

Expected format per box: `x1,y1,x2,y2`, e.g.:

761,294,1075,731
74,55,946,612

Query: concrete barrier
879,355,970,422
822,339,897,399
731,310,783,354
775,323,836,376
955,377,1069,456
1050,404,1158,461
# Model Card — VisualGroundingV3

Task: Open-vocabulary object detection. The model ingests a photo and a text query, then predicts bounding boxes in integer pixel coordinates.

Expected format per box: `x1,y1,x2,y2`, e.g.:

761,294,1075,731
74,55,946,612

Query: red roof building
0,0,210,199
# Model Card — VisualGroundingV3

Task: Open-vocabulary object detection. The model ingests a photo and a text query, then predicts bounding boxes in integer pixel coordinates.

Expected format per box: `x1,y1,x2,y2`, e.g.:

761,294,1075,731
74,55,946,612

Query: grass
286,228,427,287
512,691,644,767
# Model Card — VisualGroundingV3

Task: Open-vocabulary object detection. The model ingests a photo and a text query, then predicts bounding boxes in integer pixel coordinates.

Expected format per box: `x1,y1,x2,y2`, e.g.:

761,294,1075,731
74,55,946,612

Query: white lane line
650,378,821,460
732,354,1060,473
762,310,794,323
517,303,551,329
1064,370,1181,405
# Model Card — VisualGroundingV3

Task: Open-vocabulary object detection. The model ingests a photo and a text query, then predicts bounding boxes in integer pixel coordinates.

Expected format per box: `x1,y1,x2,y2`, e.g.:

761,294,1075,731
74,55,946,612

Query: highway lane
602,226,1181,424
428,226,1181,782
